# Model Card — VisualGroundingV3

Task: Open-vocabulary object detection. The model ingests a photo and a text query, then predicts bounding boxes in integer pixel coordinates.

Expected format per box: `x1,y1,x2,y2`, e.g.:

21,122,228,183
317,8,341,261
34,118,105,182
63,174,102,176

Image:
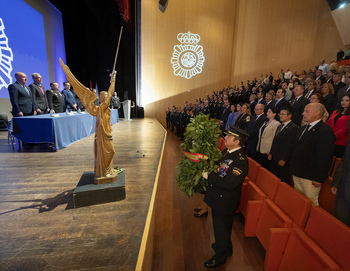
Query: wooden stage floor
0,119,264,271
0,118,166,270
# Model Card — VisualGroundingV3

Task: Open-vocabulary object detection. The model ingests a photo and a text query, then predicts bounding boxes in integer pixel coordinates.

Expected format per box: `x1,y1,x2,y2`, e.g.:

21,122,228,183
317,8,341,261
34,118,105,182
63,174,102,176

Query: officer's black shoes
194,210,208,217
204,258,226,268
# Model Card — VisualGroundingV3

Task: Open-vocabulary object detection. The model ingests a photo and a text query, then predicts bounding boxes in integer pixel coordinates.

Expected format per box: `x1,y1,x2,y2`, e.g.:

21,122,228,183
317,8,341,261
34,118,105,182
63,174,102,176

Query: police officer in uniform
202,126,249,268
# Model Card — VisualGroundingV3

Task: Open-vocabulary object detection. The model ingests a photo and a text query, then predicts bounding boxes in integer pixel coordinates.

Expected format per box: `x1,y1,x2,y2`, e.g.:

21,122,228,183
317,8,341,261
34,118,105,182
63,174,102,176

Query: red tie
39,86,44,95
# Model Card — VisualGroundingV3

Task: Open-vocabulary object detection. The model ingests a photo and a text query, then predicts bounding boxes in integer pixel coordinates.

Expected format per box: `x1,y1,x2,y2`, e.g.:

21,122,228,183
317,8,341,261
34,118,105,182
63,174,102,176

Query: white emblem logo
171,31,205,79
0,18,14,90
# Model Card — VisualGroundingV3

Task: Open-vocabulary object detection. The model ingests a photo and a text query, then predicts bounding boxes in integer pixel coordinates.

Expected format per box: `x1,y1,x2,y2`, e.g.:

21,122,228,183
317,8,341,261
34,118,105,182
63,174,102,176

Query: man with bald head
8,72,37,116
29,73,50,114
289,103,335,205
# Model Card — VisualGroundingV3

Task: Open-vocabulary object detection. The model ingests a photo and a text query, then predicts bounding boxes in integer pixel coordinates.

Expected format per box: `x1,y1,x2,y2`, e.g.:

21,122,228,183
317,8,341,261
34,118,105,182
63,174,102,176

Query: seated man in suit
269,106,299,185
62,82,77,111
290,103,335,205
29,73,50,114
274,88,289,110
291,85,309,126
46,82,65,113
8,72,37,117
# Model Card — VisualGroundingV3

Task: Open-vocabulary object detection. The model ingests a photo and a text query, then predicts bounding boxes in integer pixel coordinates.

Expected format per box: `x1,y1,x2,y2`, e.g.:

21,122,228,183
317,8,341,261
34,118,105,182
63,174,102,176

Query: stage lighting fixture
339,3,346,8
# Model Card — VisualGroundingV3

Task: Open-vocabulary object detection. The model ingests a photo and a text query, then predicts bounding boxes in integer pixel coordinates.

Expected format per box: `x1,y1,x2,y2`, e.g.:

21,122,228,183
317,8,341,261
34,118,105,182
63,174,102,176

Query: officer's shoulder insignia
238,153,245,160
246,116,251,122
232,167,242,176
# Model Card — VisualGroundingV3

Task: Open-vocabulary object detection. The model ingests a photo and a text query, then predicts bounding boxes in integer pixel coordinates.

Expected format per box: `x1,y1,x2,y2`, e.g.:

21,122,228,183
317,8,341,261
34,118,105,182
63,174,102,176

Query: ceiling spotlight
339,3,346,8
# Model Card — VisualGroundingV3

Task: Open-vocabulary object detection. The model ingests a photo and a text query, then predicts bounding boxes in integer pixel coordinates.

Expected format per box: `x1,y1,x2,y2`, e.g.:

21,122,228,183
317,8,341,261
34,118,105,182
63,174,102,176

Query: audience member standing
29,73,50,114
320,83,335,115
326,94,350,158
256,107,280,169
269,107,299,185
274,89,289,110
47,82,65,113
290,103,335,205
332,72,346,98
291,85,309,126
304,80,317,100
220,100,231,134
318,59,330,76
281,82,292,101
335,72,350,108
245,104,267,160
331,127,350,227
315,69,326,85
225,104,236,131
62,82,77,111
234,103,252,131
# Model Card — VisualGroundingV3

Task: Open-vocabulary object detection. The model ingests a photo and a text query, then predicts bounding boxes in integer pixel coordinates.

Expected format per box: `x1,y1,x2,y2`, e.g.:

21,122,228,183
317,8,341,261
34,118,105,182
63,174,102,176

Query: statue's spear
112,26,123,73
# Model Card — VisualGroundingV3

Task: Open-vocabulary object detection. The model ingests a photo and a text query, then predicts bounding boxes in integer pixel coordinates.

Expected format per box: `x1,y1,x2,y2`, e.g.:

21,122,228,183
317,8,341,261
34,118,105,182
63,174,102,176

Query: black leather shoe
194,207,202,212
194,211,208,217
204,258,225,268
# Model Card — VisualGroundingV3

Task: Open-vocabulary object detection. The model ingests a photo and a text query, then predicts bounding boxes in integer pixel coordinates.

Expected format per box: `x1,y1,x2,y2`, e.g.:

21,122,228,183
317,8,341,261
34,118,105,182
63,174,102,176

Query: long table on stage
11,109,119,150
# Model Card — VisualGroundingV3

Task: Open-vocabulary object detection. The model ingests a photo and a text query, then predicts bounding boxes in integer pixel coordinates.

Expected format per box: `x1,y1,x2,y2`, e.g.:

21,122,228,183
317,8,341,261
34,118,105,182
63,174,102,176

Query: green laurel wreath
176,113,223,197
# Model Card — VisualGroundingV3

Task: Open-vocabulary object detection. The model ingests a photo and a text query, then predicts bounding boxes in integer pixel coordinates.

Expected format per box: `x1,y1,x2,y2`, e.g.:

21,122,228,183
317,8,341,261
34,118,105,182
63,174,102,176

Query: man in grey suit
8,72,37,117
29,73,50,114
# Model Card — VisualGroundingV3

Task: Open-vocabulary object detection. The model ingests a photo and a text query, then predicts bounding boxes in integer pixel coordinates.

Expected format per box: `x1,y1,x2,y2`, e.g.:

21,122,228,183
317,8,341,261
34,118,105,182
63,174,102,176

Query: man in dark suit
335,72,350,109
264,90,275,113
246,103,267,160
291,85,309,126
315,69,326,85
62,82,77,111
331,123,350,226
29,73,50,114
203,126,249,268
46,82,65,113
274,88,289,110
290,103,336,205
256,91,266,105
303,80,317,100
220,99,231,134
332,72,346,98
269,106,299,185
8,72,37,117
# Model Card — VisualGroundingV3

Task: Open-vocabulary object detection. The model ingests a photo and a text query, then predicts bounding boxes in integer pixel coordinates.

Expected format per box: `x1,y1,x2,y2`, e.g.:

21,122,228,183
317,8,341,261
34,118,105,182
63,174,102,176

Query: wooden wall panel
141,0,344,126
331,3,350,46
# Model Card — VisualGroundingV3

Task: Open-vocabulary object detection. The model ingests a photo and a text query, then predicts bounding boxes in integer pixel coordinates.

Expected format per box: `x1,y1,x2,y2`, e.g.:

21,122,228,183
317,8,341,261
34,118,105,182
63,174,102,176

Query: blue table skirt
12,109,119,150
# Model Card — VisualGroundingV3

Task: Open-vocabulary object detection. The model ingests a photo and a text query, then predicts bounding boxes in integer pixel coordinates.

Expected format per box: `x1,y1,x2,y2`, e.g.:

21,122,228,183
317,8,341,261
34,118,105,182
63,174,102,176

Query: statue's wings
59,58,98,116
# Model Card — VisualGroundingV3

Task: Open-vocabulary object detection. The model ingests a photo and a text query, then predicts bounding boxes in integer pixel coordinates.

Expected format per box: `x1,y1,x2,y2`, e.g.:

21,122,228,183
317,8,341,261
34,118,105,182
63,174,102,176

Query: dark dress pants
211,209,234,262
271,160,291,185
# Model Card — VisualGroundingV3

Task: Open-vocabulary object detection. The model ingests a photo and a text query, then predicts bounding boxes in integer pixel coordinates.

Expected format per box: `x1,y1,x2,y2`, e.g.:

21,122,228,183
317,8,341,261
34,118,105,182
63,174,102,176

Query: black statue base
73,171,126,208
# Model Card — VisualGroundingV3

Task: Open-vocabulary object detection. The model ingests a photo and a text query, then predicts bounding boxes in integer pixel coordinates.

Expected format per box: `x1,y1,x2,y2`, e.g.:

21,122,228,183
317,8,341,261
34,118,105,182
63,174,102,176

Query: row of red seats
237,157,350,271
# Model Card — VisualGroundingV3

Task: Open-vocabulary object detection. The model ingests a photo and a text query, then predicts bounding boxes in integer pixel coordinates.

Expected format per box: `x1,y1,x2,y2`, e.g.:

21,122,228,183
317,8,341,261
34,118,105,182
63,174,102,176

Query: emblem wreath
176,113,222,197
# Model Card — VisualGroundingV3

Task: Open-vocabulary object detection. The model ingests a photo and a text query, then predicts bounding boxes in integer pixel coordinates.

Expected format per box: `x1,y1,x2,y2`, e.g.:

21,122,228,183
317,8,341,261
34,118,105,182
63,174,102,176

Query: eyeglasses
279,113,288,116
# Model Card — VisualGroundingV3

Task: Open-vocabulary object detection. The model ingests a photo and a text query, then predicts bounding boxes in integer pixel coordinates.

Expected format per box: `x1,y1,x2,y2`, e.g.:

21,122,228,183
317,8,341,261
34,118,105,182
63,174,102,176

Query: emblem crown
177,31,200,44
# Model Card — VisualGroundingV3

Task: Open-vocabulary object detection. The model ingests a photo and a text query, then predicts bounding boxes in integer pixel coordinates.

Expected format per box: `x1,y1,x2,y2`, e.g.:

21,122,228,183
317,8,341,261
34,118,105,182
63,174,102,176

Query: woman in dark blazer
326,93,350,158
234,103,252,131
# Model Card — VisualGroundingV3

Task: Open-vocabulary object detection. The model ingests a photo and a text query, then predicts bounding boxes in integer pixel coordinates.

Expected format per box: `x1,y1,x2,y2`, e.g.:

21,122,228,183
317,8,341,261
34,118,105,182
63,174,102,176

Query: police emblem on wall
0,18,14,90
171,31,205,79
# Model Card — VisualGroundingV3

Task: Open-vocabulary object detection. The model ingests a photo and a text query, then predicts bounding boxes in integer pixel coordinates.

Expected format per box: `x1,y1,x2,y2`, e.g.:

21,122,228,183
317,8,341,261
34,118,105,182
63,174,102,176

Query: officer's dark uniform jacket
204,148,248,214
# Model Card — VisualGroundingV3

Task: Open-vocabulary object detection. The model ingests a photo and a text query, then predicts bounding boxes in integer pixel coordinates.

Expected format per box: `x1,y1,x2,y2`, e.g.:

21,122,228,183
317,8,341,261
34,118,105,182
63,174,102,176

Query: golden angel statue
60,58,118,184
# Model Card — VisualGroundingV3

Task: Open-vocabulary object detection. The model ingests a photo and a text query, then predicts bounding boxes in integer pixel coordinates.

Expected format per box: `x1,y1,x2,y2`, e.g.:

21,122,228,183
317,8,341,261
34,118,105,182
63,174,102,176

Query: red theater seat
319,177,336,216
305,206,350,271
217,137,225,151
244,157,260,183
277,228,341,271
264,206,350,271
240,167,280,236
